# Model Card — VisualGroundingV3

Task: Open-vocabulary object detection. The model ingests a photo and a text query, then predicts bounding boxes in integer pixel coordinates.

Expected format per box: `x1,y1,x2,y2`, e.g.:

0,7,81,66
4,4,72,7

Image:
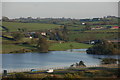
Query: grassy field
49,42,92,51
2,22,60,32
67,25,85,30
68,24,117,31
2,44,29,53
85,29,118,33
2,22,118,32
68,31,118,41
2,40,92,53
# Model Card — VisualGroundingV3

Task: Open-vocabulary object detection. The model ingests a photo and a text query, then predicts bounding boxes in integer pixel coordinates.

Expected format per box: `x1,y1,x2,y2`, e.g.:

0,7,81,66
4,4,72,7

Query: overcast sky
2,2,118,19
2,0,120,2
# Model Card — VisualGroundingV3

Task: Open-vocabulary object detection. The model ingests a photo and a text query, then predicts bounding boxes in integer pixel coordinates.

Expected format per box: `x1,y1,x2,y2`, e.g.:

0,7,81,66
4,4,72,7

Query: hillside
2,22,60,32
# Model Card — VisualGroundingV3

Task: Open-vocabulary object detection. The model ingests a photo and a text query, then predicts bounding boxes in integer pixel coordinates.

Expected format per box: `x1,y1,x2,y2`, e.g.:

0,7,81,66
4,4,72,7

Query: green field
2,40,92,53
49,42,92,51
68,31,118,41
2,44,29,53
67,24,117,31
67,25,85,30
85,29,118,33
2,22,60,32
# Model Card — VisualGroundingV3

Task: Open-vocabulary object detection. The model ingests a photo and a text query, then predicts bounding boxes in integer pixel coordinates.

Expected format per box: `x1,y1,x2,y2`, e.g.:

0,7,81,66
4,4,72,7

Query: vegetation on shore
101,58,120,64
2,67,119,79
49,42,92,51
2,41,92,54
86,40,120,55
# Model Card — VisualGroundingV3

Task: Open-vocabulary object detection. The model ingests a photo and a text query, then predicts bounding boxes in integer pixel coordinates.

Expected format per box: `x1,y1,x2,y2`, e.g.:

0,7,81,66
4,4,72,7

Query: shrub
86,40,119,55
12,33,24,41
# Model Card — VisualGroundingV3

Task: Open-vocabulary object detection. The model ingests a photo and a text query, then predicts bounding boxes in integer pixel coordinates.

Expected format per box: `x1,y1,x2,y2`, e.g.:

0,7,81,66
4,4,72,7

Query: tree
37,37,49,53
12,33,24,41
27,17,33,20
70,44,73,52
101,58,117,64
62,25,69,41
18,28,27,32
84,23,91,30
86,40,116,55
2,16,9,21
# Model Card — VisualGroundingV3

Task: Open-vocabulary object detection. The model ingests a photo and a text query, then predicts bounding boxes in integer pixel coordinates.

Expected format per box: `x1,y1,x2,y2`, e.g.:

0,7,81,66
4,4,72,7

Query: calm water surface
2,49,120,70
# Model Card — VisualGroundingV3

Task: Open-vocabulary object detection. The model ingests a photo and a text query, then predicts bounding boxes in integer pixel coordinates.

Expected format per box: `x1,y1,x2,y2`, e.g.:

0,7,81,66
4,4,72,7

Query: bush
86,40,119,55
101,58,117,64
37,37,49,53
12,33,24,41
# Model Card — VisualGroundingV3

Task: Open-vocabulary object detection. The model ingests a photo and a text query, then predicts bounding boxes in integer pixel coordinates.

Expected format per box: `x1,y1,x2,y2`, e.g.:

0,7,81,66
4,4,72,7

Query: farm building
111,26,120,29
106,26,112,29
41,32,47,36
91,26,103,30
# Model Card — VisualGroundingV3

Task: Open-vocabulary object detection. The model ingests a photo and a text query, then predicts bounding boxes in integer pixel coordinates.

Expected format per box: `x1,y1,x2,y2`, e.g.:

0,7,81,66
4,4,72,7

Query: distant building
29,36,32,39
82,23,86,25
107,39,120,43
91,26,103,30
82,40,102,44
107,16,116,18
92,18,100,21
106,26,112,29
41,32,47,36
90,40,102,44
46,69,54,73
80,19,91,22
28,32,36,34
111,26,120,29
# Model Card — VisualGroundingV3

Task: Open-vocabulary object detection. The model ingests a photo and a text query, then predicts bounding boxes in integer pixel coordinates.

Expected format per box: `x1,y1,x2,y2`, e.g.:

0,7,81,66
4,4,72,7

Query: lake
2,49,120,70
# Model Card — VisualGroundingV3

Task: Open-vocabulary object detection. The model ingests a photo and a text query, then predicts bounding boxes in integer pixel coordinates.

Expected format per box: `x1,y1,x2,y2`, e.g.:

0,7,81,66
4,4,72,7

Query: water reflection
2,49,120,70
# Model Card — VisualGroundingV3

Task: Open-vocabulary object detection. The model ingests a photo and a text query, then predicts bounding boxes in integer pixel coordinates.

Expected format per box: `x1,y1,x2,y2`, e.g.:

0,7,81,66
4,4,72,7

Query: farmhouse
91,26,103,30
92,18,100,21
106,26,112,29
111,26,120,29
41,32,47,36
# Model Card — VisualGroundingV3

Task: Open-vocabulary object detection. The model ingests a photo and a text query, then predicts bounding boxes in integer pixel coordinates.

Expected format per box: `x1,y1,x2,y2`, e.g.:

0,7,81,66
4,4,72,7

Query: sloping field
2,22,60,32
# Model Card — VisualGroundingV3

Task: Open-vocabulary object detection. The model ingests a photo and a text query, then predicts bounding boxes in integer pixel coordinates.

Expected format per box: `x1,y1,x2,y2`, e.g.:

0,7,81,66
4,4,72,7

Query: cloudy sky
2,2,118,19
1,0,120,2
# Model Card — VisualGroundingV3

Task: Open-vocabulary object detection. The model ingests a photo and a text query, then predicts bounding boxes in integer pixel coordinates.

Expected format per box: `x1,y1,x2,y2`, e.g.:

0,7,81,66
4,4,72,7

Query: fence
2,66,69,73
1,64,119,73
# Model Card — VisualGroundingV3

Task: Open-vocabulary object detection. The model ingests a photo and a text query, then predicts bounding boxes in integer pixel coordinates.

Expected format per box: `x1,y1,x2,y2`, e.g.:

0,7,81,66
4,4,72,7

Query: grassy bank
2,67,119,79
2,41,92,53
49,42,92,51
2,44,35,53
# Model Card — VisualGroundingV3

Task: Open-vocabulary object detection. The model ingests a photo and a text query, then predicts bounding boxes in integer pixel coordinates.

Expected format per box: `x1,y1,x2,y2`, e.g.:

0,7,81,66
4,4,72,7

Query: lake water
2,49,120,70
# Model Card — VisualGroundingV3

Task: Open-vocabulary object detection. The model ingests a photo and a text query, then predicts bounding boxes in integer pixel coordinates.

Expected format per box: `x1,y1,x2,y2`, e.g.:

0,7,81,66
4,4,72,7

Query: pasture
49,42,92,51
2,22,60,32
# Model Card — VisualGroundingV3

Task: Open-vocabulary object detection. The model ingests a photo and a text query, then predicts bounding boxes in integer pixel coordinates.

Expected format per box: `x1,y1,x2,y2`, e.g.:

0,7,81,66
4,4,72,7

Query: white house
29,36,32,39
82,23,85,25
46,69,54,73
41,32,46,36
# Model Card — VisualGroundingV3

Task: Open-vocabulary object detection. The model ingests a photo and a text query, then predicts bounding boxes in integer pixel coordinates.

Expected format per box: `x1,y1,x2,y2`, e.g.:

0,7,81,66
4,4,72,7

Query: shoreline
1,64,119,74
1,48,87,54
